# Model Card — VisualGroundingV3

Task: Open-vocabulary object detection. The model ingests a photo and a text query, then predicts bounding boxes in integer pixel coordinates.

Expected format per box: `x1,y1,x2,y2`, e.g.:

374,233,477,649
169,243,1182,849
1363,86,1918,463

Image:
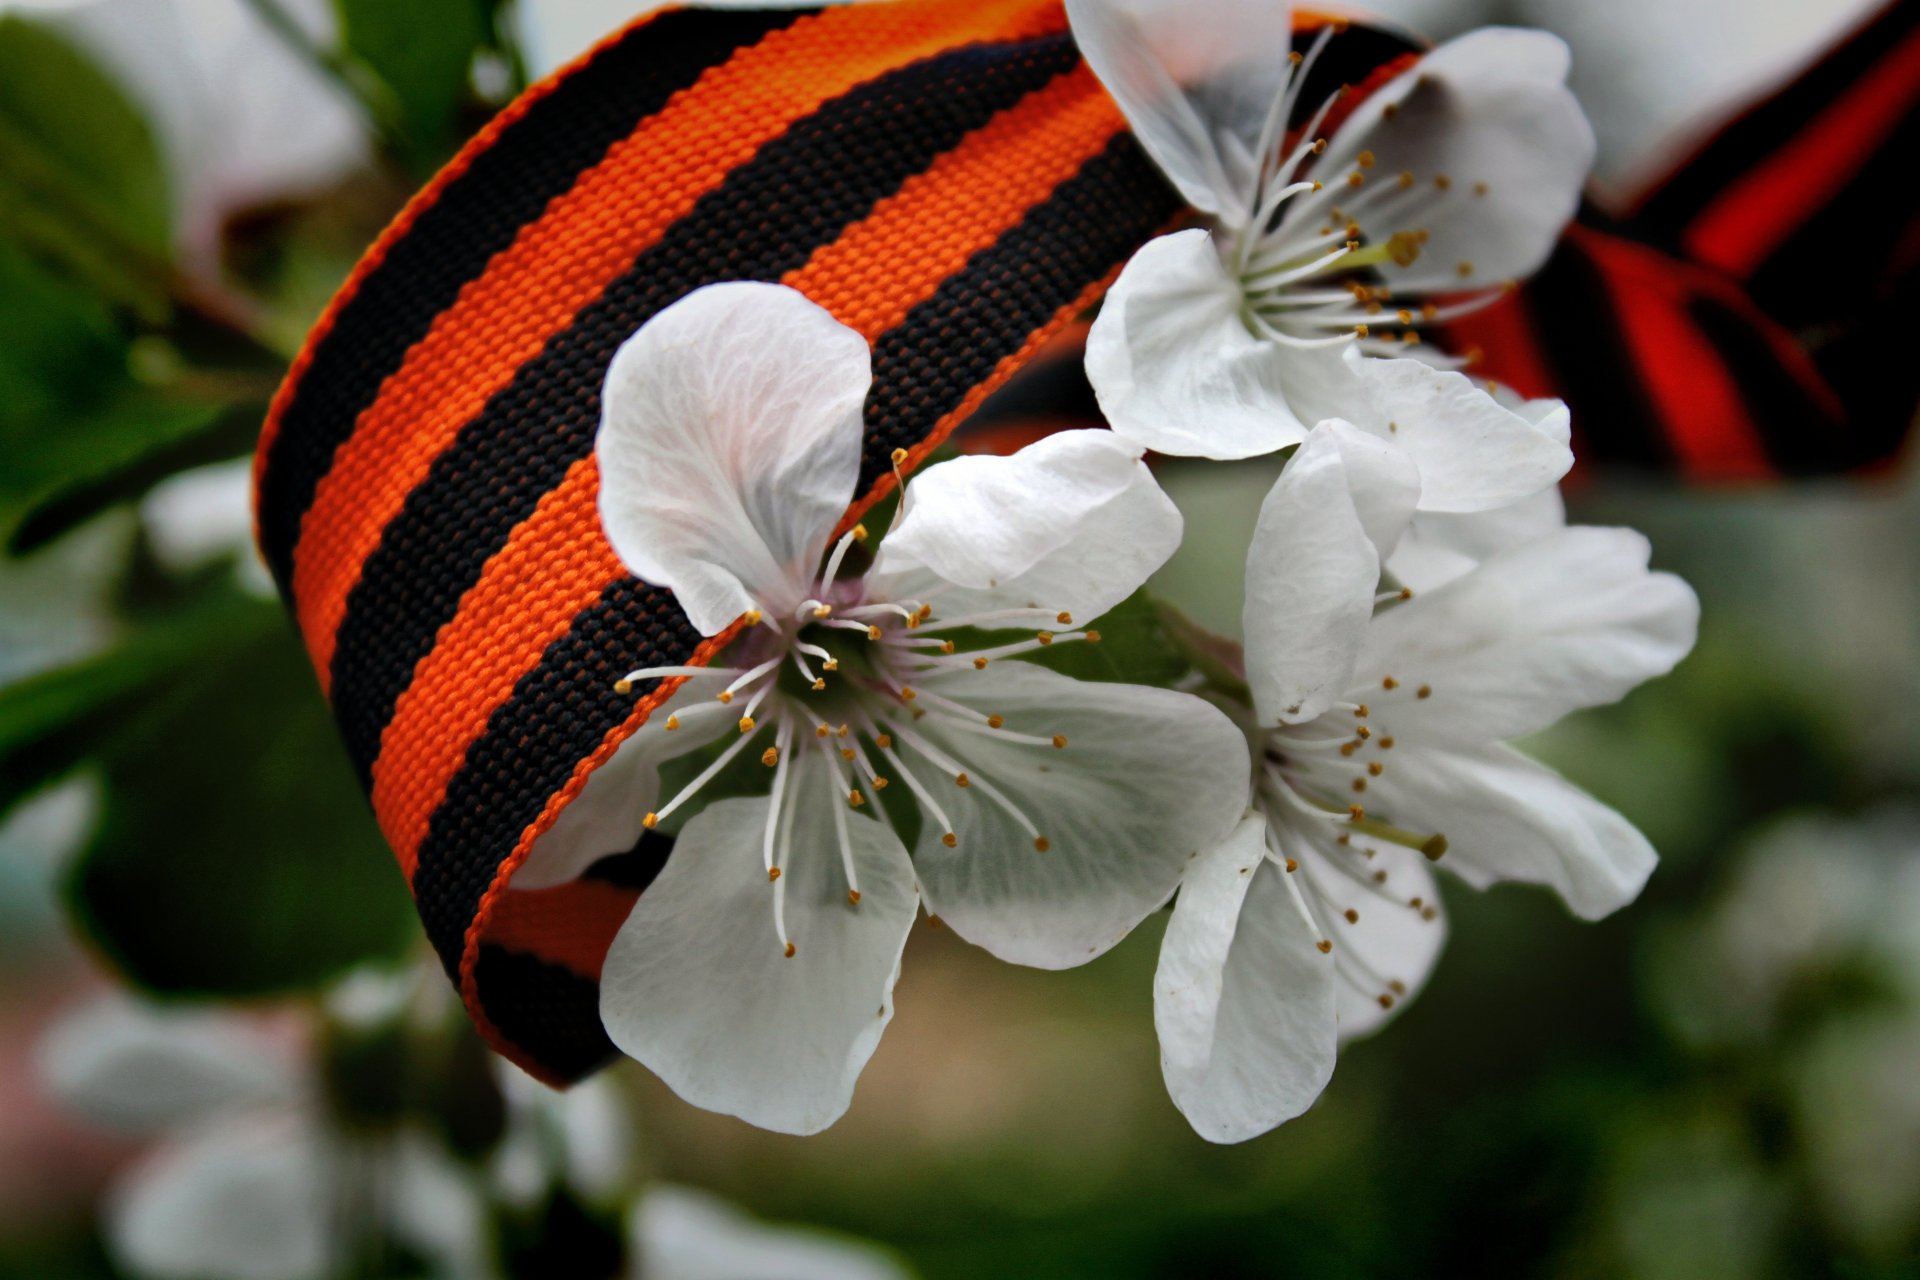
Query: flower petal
597,282,870,634
599,765,917,1135
1359,526,1700,746
1389,487,1567,592
1086,230,1358,459
37,996,299,1134
870,430,1181,625
1155,815,1337,1143
107,1114,331,1280
1244,422,1417,726
1065,0,1297,222
906,660,1249,968
1366,741,1658,920
1313,28,1592,293
1351,357,1573,512
515,678,735,889
1276,825,1448,1040
633,1185,910,1280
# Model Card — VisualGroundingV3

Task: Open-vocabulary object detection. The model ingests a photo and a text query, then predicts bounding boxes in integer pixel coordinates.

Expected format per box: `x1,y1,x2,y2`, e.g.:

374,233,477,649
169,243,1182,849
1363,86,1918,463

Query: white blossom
526,281,1249,1135
1155,420,1698,1142
1069,0,1585,510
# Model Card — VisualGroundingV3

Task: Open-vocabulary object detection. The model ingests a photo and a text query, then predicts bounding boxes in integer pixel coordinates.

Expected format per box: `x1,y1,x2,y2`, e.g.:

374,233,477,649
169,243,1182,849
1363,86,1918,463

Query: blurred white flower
139,458,274,597
1511,0,1884,189
2,0,366,278
1656,806,1920,1049
1340,0,1881,187
511,0,861,80
1655,806,1920,1255
491,1062,636,1210
1071,0,1581,505
37,987,487,1280
634,1185,909,1280
556,281,1245,1135
1155,420,1698,1141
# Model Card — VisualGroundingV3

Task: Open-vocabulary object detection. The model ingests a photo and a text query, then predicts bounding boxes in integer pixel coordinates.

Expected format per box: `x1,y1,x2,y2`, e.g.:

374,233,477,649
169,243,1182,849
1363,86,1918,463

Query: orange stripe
1683,24,1920,278
288,0,1066,690
482,878,640,981
370,61,1121,876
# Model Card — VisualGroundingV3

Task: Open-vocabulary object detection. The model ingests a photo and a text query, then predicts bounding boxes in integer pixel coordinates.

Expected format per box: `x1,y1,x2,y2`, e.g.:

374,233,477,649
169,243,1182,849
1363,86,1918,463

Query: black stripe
473,945,619,1083
1632,0,1915,242
412,133,1179,987
1684,296,1848,475
414,578,700,977
1525,236,1674,470
857,132,1182,491
327,37,1086,792
1801,258,1920,469
1745,106,1920,327
256,8,812,592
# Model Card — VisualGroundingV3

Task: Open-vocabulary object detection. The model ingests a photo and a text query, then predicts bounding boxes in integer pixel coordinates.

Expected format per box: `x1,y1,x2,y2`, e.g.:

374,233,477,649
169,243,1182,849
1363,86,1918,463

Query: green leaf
0,242,128,429
0,245,263,553
0,16,173,312
1016,588,1192,689
53,609,417,996
4,400,259,555
334,0,484,161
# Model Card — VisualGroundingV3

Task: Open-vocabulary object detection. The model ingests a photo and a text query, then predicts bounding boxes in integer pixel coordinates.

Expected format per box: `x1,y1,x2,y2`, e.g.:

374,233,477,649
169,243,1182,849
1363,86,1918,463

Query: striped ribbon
254,0,1416,1083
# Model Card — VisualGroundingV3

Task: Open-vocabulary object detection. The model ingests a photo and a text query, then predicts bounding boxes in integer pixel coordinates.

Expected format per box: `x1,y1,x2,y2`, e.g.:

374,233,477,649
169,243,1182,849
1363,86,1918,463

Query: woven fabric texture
254,0,1415,1084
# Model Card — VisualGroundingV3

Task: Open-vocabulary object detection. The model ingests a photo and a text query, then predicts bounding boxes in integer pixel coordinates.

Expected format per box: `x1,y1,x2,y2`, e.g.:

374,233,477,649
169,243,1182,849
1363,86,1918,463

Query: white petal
1367,741,1658,920
1086,230,1357,459
599,765,917,1135
1243,423,1417,726
597,283,870,634
515,678,736,888
870,430,1180,624
1155,815,1337,1143
37,996,299,1134
490,1066,635,1205
1065,0,1297,221
1277,826,1448,1040
1351,357,1573,512
1359,526,1700,746
906,661,1249,968
1388,485,1567,592
632,1185,909,1280
1313,28,1592,293
107,1115,331,1280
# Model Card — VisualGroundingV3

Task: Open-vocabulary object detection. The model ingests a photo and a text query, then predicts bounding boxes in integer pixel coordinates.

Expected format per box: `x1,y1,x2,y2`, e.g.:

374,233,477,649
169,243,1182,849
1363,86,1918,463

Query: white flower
36,988,488,1280
523,281,1249,1135
1155,420,1698,1142
632,1186,909,1280
1068,0,1588,510
139,458,276,598
5,0,366,278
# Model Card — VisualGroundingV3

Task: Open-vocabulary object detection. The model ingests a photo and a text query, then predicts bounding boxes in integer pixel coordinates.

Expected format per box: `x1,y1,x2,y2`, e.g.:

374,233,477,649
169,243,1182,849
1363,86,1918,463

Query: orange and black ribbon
254,1,1417,1083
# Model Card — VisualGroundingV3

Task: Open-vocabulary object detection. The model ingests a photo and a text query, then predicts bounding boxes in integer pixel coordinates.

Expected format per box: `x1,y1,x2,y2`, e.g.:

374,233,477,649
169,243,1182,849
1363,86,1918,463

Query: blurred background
2,0,1915,1277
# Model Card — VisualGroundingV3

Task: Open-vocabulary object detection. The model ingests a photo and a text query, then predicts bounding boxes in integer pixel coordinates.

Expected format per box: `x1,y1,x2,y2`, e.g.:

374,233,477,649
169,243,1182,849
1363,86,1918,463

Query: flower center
1218,32,1510,358
1252,675,1448,1010
614,520,1102,956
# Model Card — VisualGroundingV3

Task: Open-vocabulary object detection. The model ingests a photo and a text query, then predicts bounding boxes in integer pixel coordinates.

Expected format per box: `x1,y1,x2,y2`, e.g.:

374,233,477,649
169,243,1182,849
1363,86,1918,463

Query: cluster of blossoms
521,0,1699,1141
